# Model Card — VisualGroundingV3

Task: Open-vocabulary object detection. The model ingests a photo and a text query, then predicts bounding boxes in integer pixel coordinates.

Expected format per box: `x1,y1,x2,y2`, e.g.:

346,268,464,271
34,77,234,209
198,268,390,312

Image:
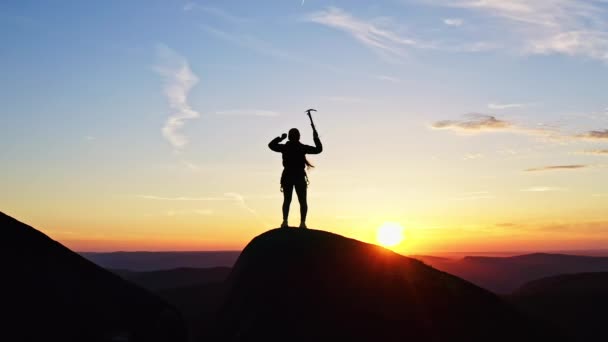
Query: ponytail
305,157,314,169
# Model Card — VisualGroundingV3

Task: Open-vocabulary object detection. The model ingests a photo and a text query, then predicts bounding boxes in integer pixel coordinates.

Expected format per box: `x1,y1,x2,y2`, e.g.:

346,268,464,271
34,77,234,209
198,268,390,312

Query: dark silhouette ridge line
1,211,187,342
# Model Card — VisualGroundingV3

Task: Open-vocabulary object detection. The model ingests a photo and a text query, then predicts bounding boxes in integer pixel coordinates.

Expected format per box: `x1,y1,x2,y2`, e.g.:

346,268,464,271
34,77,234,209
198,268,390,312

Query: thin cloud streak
581,149,608,155
224,192,257,216
443,18,464,26
578,129,608,140
224,192,270,227
306,9,496,55
436,0,608,62
305,7,420,57
525,165,587,172
156,45,200,150
431,113,559,139
521,186,565,192
432,114,511,131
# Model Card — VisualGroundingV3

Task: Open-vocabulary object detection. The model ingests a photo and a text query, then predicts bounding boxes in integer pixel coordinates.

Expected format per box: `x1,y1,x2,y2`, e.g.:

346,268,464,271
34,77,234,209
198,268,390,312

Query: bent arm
268,136,285,152
304,132,323,154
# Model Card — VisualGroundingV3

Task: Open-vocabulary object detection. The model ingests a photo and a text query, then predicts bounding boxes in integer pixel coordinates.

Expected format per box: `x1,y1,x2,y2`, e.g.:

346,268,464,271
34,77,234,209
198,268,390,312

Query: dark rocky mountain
509,273,608,342
415,253,608,293
1,212,186,342
212,228,560,342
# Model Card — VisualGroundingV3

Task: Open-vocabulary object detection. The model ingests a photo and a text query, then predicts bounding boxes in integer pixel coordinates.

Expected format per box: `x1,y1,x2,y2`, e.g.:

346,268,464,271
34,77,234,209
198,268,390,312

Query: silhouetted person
269,127,322,228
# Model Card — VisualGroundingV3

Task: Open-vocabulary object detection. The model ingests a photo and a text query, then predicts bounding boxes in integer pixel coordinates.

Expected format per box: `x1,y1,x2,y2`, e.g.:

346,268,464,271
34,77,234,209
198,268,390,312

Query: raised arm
304,130,323,154
268,133,287,152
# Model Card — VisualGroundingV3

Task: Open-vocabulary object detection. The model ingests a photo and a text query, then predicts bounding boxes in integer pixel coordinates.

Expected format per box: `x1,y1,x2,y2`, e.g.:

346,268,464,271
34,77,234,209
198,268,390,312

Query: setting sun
376,222,405,247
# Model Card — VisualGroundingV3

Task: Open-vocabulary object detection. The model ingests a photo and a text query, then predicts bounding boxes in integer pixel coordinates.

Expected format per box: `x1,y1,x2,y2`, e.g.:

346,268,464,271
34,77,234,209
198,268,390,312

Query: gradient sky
1,0,608,254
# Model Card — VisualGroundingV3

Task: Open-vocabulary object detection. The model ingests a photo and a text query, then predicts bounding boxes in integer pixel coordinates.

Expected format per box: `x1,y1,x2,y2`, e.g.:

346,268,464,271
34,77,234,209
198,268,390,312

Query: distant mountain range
85,249,608,295
82,251,240,271
414,253,608,293
6,210,606,341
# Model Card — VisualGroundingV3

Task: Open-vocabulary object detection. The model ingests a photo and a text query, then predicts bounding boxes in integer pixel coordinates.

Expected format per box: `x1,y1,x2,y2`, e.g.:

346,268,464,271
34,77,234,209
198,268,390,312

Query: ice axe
305,108,317,132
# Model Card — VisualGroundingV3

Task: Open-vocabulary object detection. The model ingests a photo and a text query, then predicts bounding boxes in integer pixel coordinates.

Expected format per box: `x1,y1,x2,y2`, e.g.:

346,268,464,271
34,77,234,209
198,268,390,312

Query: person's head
288,128,300,142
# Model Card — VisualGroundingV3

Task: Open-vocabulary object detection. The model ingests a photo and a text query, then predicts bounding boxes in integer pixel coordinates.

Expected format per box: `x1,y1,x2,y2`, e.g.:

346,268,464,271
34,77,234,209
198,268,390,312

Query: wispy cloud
521,186,566,192
525,165,587,172
155,45,200,150
488,103,525,110
432,114,512,131
216,110,280,117
443,18,464,26
431,113,559,139
463,153,483,160
202,26,304,62
202,18,405,83
577,129,608,140
305,7,421,58
223,192,270,226
438,0,608,62
580,149,608,155
136,192,266,225
223,192,257,216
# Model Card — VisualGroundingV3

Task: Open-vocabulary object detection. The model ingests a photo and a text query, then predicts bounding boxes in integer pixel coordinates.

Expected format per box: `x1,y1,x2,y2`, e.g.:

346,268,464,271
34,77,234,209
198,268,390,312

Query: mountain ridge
1,212,186,342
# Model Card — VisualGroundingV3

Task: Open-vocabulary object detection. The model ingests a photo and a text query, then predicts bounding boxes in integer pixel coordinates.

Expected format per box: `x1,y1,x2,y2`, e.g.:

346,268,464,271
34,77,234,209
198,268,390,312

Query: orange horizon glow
16,211,608,255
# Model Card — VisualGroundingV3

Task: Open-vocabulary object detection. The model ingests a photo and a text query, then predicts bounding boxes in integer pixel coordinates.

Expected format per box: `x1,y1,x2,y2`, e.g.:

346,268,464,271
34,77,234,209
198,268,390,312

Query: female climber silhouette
268,126,322,228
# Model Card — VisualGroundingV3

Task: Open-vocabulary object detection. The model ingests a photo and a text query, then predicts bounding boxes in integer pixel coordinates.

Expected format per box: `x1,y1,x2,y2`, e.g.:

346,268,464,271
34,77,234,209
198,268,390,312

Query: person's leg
294,179,308,228
282,184,293,227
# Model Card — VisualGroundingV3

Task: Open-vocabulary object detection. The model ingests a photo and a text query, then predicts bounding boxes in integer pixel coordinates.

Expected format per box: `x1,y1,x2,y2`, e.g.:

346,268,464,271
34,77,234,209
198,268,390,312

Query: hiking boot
299,222,307,229
281,221,289,228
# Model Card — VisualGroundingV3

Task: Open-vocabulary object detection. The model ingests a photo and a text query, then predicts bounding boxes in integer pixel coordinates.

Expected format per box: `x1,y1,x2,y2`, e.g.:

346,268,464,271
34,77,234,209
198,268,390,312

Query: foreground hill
415,253,608,293
1,212,186,342
509,273,608,342
212,228,559,342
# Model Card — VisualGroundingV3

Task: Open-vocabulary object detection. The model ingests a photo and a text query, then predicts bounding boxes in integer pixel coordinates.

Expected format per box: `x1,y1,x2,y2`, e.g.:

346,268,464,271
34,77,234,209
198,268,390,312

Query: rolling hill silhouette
1,212,186,342
415,253,608,293
213,228,559,342
513,272,608,296
510,273,608,342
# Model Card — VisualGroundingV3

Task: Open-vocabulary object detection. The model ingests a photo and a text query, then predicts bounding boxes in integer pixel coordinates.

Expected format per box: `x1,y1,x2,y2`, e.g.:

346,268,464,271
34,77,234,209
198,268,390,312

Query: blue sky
1,0,608,252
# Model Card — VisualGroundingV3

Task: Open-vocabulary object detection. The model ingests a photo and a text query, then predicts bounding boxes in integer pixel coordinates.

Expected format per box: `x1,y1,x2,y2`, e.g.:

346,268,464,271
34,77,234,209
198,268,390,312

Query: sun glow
376,222,405,247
